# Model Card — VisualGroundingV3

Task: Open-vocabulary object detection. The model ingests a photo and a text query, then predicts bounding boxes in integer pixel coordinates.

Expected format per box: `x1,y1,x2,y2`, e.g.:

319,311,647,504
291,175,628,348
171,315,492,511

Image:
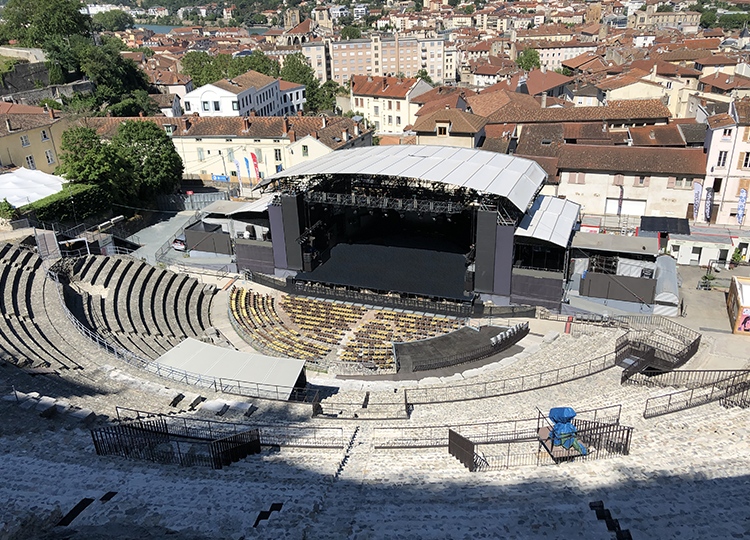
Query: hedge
20,183,113,222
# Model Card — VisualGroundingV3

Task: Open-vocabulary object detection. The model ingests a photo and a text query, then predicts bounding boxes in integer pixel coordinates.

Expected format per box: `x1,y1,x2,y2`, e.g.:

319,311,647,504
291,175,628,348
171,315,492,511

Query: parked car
172,234,186,251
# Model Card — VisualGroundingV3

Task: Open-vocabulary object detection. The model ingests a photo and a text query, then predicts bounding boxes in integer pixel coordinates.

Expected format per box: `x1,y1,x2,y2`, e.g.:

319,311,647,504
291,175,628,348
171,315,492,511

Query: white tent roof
263,145,547,212
514,195,581,248
653,254,679,306
156,338,306,400
0,168,64,207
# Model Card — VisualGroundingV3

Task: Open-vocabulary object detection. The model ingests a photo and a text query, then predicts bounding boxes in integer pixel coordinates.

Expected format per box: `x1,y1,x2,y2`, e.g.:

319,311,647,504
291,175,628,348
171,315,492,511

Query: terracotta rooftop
412,108,487,134
486,99,672,124
466,89,540,117
628,124,687,147
212,70,277,94
350,75,422,99
706,113,735,129
556,145,706,176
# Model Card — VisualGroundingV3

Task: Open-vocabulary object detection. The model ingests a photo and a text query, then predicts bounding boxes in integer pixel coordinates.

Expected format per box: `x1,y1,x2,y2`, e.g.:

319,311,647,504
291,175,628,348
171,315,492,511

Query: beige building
0,106,69,175
350,75,433,134
303,34,448,85
628,5,700,32
413,108,487,148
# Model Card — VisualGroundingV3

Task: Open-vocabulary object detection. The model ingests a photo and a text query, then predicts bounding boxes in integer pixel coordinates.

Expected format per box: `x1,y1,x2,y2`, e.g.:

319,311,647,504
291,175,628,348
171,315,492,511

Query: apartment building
0,106,69,175
303,34,447,85
181,70,284,117
350,75,432,133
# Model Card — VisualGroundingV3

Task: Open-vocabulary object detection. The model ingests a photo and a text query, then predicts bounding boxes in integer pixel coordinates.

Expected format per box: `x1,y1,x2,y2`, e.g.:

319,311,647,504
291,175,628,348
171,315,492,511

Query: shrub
20,183,112,222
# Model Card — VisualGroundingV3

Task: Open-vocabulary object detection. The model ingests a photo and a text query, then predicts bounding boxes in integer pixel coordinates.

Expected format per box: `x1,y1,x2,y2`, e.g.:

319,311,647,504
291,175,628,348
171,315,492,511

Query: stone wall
0,63,49,95
3,81,95,106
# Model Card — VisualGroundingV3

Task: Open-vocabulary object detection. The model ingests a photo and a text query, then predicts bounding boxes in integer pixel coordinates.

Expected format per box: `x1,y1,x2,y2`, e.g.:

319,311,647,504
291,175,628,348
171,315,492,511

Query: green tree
0,198,17,220
92,9,135,32
554,66,573,76
638,4,647,10
2,0,91,47
75,35,149,100
252,13,268,24
243,50,280,77
447,0,459,7
717,12,749,28
111,121,183,200
416,69,433,85
515,47,541,71
464,5,475,14
318,80,341,111
39,98,64,110
341,25,362,39
280,52,321,110
701,10,717,26
656,4,674,12
56,127,132,197
108,89,160,117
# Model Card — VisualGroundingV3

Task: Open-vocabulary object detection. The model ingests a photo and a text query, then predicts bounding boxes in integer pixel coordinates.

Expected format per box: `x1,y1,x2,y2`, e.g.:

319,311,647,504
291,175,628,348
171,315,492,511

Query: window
45,149,55,165
274,148,281,161
185,101,191,111
20,135,29,147
396,101,400,111
437,126,447,136
744,153,750,169
197,148,205,161
202,101,209,111
396,116,401,125
713,177,722,193
41,130,49,141
541,139,552,146
723,128,733,138
255,149,263,163
213,101,220,111
374,105,379,115
232,101,239,111
164,125,174,135
227,148,234,161
25,155,35,170
302,145,308,157
717,150,728,167
388,115,392,124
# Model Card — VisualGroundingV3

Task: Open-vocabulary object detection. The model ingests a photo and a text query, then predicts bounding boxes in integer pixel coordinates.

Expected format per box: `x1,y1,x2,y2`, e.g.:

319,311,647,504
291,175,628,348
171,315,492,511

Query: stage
296,243,473,301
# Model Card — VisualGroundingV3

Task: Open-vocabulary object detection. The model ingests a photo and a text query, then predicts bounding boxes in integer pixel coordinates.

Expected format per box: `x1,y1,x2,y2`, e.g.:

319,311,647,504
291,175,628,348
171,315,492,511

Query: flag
251,152,261,182
739,188,748,226
233,158,243,195
705,187,714,222
693,181,703,221
244,157,253,186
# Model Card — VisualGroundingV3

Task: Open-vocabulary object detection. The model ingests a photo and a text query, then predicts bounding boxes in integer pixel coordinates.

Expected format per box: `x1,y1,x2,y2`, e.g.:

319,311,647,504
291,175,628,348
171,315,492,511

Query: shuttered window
614,174,624,186
667,176,676,188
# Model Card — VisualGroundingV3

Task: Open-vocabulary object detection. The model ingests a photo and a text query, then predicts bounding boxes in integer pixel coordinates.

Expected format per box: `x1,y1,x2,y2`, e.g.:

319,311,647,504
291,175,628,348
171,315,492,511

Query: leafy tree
280,53,321,110
39,98,64,110
56,127,132,197
416,69,433,85
2,0,91,47
318,80,341,111
92,9,135,32
717,12,749,28
182,51,279,87
414,0,423,11
701,10,717,26
252,13,268,24
395,71,406,78
638,4,647,10
656,4,674,12
244,50,280,77
0,198,17,220
515,48,541,71
75,35,149,100
447,0,459,7
108,90,160,117
554,66,573,76
341,26,362,39
464,5,475,15
111,121,183,200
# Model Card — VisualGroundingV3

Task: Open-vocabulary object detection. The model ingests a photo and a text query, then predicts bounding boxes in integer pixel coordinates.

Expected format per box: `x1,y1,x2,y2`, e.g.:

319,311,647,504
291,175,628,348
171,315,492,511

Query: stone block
19,398,39,410
68,408,96,422
2,391,29,402
543,330,560,343
35,396,57,416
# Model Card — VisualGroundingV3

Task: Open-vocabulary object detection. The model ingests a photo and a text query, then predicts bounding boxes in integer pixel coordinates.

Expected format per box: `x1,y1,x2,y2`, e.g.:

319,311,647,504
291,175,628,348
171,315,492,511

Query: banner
617,185,624,216
251,152,261,182
693,181,703,221
244,157,253,186
739,188,748,226
233,158,243,195
705,187,714,223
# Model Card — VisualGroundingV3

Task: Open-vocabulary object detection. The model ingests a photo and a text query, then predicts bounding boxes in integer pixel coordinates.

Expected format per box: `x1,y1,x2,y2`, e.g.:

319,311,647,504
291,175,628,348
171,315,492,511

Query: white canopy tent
0,167,64,208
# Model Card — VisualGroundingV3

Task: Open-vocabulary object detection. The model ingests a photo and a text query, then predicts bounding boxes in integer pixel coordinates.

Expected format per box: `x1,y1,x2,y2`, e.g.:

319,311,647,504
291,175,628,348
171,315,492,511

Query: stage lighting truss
305,191,466,215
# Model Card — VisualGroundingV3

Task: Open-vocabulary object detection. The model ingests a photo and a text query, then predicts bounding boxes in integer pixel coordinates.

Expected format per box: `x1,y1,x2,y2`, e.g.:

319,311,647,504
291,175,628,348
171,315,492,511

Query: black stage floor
296,244,472,301
394,326,505,373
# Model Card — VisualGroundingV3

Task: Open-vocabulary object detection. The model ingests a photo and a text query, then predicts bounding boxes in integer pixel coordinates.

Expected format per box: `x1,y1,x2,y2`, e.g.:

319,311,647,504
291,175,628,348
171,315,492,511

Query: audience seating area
0,243,87,371
65,255,215,360
229,287,330,361
281,296,366,345
341,312,464,367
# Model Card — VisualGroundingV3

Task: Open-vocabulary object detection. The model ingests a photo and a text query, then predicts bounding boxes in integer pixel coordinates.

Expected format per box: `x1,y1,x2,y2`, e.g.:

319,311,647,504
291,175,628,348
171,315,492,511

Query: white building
353,4,369,19
330,6,350,20
182,70,287,117
278,79,307,115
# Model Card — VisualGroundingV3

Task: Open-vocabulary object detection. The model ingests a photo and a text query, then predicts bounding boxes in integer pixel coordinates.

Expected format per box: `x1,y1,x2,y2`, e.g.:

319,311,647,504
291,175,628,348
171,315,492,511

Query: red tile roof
350,75,422,99
556,145,706,176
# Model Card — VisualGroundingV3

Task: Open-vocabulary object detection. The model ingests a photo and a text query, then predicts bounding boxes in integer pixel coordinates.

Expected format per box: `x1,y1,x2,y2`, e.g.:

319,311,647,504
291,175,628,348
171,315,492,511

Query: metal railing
168,260,233,279
642,370,750,418
373,404,622,448
403,333,630,405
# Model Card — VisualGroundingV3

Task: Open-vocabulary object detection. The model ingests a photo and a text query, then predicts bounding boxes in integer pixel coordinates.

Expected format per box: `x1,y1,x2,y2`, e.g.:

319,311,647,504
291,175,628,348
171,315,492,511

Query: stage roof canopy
262,145,548,212
515,196,581,247
156,338,306,400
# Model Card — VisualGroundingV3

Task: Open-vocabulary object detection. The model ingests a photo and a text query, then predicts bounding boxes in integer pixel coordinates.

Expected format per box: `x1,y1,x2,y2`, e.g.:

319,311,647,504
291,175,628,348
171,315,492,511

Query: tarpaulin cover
549,407,587,455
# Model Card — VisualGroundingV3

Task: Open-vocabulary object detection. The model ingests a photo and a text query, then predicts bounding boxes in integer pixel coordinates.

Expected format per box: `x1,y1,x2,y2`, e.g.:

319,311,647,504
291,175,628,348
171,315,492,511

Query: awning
515,196,580,248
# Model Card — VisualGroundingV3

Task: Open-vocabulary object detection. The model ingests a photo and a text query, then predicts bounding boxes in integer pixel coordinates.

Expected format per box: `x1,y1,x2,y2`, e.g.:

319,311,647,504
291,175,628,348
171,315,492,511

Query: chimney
297,110,303,117
541,64,546,74
382,78,387,89
354,123,359,136
730,74,735,83
650,64,657,82
4,119,10,132
288,129,296,143
48,107,55,120
445,103,450,109
283,116,289,134
106,110,112,117
322,116,327,128
541,91,547,108
139,111,145,117
312,131,318,139
243,116,251,131
184,117,191,132
250,110,257,116
342,128,349,141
